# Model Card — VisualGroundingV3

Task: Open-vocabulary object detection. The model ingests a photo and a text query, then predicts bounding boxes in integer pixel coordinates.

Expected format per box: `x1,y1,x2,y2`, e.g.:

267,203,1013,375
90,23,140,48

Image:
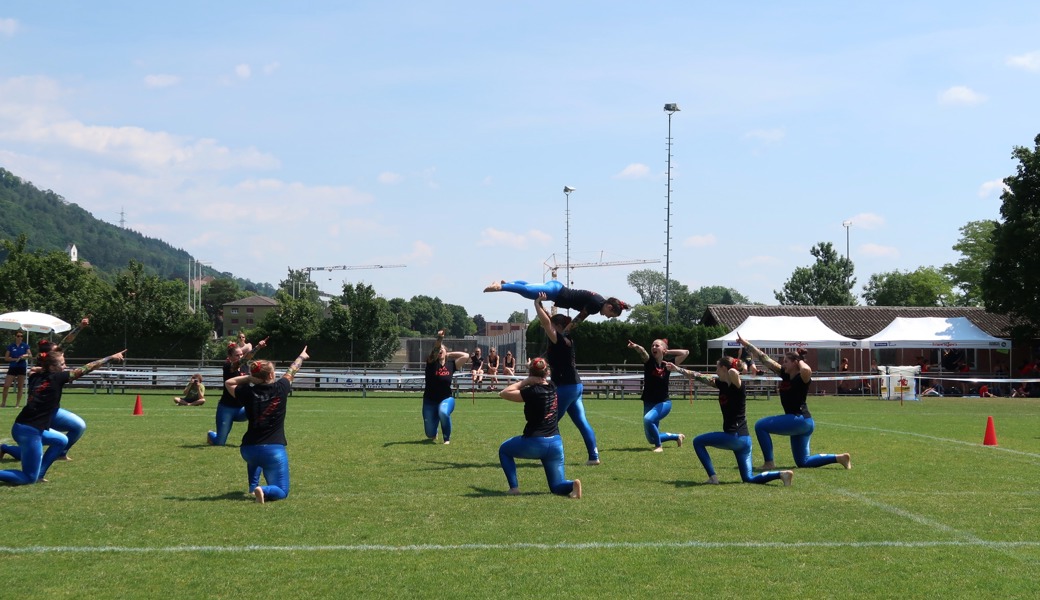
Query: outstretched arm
737,333,781,373
534,294,558,344
68,349,126,382
428,330,445,363
627,340,650,363
666,362,718,389
59,317,91,347
283,346,309,382
240,337,269,364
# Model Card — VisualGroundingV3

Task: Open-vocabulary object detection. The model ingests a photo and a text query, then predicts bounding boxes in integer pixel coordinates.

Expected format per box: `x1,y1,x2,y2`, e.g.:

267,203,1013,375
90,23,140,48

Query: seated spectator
174,373,206,406
978,384,995,398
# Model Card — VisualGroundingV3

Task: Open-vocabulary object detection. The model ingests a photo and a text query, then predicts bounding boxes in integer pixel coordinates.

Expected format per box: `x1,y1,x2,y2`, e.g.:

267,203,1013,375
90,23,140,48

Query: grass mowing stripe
822,422,1040,459
4,540,1040,554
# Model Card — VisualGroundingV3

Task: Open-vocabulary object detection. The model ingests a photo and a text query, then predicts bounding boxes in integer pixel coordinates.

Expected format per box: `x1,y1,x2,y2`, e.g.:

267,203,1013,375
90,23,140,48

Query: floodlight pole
664,103,680,325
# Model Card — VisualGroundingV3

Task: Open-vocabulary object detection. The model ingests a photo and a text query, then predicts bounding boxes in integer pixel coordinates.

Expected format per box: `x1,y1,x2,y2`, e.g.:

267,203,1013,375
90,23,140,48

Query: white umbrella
0,310,72,335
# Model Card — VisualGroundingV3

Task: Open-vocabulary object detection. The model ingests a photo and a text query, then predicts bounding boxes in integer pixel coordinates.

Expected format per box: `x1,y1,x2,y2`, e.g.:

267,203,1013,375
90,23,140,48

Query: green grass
1,389,1038,599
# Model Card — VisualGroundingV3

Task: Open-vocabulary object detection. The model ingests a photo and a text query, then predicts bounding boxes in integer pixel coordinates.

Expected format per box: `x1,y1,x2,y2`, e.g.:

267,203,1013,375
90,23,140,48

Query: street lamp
563,186,575,287
663,103,680,325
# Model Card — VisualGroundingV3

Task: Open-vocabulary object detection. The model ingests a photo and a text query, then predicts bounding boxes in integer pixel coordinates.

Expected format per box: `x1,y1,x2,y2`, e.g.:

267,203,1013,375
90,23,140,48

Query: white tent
708,316,862,349
860,317,1009,349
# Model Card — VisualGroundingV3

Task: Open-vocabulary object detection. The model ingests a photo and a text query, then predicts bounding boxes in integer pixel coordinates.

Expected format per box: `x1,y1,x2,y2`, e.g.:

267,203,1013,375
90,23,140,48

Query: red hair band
250,361,264,376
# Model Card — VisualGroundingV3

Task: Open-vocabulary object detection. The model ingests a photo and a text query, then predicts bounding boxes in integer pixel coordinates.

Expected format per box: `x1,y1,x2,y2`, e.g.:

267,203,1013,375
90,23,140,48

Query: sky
2,2,1039,323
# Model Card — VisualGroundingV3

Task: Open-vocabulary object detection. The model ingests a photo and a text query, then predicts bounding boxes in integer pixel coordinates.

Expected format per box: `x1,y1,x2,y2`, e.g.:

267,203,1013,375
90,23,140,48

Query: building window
231,318,239,325
230,308,239,315
246,318,254,325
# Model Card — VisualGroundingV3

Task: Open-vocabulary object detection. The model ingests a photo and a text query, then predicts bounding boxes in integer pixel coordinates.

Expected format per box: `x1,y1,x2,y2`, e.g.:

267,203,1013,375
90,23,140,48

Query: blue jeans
499,434,575,495
422,396,455,441
643,400,681,447
240,444,290,501
692,431,784,484
0,422,68,485
208,403,247,446
754,414,837,468
3,408,86,460
500,280,564,302
556,383,599,461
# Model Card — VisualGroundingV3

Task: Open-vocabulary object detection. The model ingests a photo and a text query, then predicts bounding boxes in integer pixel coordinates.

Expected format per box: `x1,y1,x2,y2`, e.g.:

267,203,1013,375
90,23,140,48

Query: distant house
65,243,78,262
485,321,527,336
222,295,278,336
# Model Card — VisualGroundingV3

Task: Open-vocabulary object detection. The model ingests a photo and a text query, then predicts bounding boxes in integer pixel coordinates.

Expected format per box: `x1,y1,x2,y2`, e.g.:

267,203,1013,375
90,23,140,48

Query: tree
627,269,669,304
862,267,954,306
943,220,996,307
774,242,856,306
473,313,487,336
201,278,247,326
507,310,528,324
321,283,399,365
982,134,1040,338
254,290,323,349
445,304,476,337
0,235,110,321
680,285,751,323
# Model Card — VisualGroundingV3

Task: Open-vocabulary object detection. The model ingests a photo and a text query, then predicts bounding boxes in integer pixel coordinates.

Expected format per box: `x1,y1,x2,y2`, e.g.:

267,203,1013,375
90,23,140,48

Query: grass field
0,388,1038,599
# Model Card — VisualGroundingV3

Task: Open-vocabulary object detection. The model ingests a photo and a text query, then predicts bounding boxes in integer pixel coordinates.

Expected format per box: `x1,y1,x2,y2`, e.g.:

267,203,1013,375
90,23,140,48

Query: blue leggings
208,403,247,446
500,280,564,302
692,431,784,484
754,415,837,468
556,383,599,461
422,396,456,441
499,434,575,495
643,400,681,447
240,444,289,501
3,408,86,460
0,422,68,485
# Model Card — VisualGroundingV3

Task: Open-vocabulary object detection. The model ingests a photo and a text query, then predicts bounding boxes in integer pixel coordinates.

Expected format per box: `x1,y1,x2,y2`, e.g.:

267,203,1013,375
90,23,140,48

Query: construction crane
542,252,660,283
294,264,407,275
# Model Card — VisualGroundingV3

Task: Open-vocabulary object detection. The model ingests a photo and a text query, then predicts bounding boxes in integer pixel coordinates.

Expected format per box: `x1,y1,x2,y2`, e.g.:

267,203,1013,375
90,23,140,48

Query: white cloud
403,240,434,265
938,86,987,106
744,128,786,143
613,163,651,179
844,213,885,230
143,74,181,88
477,227,551,249
0,18,17,36
377,171,403,185
859,243,899,258
263,62,281,76
979,178,1008,198
235,64,252,79
1006,51,1040,72
682,233,717,247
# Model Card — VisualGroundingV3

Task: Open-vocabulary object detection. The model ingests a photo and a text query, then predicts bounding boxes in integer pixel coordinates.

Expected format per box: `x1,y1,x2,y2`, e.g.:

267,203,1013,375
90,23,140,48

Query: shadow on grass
607,446,657,453
463,486,514,498
418,459,508,471
382,439,437,448
165,490,253,502
666,479,742,488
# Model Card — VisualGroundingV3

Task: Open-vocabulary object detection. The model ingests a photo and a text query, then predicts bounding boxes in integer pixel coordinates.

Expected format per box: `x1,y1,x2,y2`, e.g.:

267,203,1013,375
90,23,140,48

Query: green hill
0,167,273,294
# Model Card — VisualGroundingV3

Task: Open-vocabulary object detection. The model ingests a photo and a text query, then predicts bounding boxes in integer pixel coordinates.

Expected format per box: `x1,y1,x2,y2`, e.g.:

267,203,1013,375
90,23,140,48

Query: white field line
2,539,1039,555
821,422,1040,459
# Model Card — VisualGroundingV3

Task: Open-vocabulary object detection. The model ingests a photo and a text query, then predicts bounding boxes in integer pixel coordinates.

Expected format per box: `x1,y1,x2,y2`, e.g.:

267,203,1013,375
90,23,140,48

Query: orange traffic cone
133,395,144,416
982,416,997,446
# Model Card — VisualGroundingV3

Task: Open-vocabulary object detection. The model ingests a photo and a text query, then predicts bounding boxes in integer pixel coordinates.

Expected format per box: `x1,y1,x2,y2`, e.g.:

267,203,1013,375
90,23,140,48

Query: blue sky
2,2,1038,322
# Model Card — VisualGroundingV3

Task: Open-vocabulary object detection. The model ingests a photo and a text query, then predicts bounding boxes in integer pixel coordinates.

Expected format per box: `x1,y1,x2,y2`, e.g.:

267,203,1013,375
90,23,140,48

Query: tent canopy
708,316,861,349
860,317,1010,349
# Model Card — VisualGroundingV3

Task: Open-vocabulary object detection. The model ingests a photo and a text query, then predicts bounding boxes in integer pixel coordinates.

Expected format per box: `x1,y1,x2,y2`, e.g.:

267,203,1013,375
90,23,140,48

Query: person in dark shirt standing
534,293,600,465
498,357,581,498
669,357,793,486
224,346,308,504
627,338,688,452
484,279,629,325
737,334,851,471
424,330,469,444
2,330,32,408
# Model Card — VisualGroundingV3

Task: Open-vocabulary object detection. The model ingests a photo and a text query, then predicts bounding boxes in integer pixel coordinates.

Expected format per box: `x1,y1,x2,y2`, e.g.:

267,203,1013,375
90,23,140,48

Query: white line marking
822,422,1040,459
1,539,1038,554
